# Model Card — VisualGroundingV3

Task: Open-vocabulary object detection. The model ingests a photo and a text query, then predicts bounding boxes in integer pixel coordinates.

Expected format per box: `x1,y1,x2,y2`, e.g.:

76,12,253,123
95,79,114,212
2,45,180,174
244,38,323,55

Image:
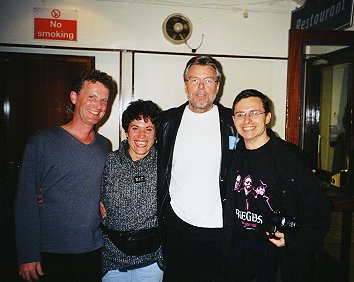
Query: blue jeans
102,262,163,282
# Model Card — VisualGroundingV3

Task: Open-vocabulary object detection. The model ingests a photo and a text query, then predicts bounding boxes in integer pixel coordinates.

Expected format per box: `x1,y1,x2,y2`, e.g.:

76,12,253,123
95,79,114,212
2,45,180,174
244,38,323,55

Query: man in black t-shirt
226,89,331,282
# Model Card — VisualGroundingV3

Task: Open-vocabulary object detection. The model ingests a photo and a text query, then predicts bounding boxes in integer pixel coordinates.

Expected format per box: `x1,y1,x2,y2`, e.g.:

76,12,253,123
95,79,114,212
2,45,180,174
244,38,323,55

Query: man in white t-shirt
157,56,237,281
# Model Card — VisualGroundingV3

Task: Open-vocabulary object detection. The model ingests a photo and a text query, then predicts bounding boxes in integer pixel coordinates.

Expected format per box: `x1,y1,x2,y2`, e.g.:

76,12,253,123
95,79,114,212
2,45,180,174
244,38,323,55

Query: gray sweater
15,126,109,264
101,140,163,272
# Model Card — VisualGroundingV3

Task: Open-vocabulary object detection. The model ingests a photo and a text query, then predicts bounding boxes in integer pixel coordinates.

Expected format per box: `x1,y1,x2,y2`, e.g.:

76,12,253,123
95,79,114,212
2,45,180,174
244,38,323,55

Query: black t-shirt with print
233,140,282,243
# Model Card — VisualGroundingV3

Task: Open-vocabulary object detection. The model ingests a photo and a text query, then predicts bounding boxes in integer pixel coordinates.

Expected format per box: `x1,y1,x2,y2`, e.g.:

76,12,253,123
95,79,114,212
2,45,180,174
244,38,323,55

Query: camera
268,209,300,239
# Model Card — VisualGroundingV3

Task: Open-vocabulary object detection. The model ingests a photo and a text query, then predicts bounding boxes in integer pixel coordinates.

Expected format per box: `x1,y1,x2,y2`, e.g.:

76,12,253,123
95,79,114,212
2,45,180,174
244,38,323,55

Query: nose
92,98,102,109
197,81,205,89
96,100,107,111
244,113,252,122
137,129,147,137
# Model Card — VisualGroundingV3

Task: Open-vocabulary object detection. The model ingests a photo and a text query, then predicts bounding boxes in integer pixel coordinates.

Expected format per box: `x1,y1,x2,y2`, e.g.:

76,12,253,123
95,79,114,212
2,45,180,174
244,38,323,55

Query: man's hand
267,231,286,247
18,262,44,282
100,201,107,219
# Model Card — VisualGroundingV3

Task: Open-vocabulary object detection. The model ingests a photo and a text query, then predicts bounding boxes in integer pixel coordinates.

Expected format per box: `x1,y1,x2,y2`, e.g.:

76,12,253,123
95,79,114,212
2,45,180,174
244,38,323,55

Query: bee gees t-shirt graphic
233,141,281,241
234,175,273,230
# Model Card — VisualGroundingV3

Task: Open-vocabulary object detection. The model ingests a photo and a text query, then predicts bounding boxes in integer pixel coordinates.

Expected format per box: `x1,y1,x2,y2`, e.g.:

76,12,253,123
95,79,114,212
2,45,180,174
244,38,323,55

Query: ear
216,82,220,93
70,91,78,105
265,112,272,125
184,81,188,93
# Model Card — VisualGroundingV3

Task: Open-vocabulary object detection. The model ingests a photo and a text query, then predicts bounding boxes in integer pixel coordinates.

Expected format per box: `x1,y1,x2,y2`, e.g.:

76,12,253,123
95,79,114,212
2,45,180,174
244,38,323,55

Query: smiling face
126,117,156,161
184,65,219,113
233,96,271,150
70,81,109,127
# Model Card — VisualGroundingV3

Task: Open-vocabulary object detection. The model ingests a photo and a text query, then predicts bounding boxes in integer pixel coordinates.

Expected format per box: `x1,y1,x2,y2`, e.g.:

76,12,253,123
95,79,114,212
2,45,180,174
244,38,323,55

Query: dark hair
71,69,114,96
122,99,162,132
183,56,222,81
232,89,271,113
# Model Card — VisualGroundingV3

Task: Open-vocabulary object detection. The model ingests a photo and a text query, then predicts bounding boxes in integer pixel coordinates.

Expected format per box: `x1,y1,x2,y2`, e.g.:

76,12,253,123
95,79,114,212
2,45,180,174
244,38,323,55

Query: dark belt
101,225,160,256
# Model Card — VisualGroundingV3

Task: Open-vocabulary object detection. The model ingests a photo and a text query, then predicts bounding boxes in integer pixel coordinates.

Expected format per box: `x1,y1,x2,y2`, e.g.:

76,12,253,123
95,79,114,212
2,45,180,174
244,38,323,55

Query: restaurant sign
291,0,354,30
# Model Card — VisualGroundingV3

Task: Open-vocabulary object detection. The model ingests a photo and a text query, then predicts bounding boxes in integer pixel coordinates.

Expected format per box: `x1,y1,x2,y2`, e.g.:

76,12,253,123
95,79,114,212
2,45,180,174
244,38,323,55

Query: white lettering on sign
295,0,345,29
37,30,75,41
50,21,62,28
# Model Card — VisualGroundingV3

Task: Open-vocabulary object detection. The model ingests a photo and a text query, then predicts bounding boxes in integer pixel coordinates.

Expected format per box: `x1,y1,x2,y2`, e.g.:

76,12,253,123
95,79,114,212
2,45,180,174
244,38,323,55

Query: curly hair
122,99,162,132
71,69,114,95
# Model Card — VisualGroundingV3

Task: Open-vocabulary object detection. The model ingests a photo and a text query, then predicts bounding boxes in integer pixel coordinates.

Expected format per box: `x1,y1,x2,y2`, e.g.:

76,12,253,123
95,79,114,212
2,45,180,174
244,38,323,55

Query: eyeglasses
233,110,266,120
185,77,218,86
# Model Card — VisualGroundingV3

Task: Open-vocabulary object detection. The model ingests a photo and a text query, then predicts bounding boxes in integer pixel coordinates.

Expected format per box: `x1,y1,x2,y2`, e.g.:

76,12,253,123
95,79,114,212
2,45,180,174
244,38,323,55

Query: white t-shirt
170,105,222,228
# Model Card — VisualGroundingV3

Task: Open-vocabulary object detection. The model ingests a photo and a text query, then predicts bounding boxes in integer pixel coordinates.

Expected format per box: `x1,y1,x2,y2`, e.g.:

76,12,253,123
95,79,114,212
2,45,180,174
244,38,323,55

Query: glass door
302,47,353,194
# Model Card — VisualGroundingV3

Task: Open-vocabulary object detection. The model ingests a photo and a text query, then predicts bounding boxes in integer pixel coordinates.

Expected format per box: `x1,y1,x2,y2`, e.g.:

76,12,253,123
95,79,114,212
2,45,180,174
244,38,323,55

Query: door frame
286,29,354,145
286,29,354,282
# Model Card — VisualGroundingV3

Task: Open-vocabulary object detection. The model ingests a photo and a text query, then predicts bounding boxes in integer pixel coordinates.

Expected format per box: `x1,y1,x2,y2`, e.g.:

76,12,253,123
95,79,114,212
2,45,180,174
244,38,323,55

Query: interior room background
2,0,341,149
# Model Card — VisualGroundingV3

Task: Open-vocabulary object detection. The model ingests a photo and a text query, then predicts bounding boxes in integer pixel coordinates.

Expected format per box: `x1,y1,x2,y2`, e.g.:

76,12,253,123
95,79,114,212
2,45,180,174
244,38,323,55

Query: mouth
241,126,256,131
134,140,148,147
88,109,101,115
195,91,207,97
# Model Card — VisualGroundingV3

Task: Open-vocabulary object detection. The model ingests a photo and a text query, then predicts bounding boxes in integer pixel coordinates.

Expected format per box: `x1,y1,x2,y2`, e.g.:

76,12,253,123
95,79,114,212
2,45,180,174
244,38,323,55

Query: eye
147,126,156,133
102,98,108,105
204,78,214,84
235,113,245,118
189,78,199,84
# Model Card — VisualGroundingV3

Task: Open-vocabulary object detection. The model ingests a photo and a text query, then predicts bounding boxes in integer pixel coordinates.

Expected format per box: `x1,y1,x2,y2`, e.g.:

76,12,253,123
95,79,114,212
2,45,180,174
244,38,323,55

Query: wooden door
0,52,94,280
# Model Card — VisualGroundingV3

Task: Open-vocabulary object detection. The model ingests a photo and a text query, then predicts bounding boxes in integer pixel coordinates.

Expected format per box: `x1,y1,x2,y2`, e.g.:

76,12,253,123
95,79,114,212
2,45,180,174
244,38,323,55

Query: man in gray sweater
15,70,114,282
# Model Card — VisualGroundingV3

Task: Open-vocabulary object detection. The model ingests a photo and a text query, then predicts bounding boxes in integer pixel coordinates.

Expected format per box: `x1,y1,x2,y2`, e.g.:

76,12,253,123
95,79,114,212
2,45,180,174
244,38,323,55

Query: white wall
132,53,288,141
0,0,298,149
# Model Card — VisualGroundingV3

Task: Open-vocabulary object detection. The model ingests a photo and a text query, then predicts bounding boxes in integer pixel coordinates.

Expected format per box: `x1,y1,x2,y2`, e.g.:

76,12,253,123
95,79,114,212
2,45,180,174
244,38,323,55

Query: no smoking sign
34,7,77,41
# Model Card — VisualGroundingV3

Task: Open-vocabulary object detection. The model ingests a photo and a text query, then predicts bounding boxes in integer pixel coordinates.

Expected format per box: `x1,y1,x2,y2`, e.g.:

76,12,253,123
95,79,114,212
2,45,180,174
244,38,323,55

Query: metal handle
317,135,322,168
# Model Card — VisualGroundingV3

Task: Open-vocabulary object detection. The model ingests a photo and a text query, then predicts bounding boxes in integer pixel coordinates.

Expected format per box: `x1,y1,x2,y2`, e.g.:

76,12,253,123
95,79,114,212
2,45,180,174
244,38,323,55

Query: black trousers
163,207,224,282
279,250,321,282
226,238,279,282
40,248,102,282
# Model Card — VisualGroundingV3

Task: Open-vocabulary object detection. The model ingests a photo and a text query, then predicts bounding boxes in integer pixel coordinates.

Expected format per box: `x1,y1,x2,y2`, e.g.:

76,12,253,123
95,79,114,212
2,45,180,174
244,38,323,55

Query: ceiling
97,0,305,12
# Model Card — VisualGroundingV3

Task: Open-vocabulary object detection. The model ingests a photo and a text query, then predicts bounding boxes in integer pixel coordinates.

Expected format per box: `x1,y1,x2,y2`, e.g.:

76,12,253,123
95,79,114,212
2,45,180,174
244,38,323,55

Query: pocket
124,228,160,256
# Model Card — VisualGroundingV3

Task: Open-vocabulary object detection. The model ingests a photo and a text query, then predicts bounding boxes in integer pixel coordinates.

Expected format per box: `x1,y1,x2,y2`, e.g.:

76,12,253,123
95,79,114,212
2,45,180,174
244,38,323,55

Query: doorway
302,46,354,194
286,30,354,282
303,46,354,282
0,52,94,281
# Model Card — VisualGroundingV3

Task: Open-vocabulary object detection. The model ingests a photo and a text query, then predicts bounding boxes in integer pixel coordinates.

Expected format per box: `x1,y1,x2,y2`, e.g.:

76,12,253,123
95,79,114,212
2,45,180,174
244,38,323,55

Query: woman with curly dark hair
100,99,164,281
